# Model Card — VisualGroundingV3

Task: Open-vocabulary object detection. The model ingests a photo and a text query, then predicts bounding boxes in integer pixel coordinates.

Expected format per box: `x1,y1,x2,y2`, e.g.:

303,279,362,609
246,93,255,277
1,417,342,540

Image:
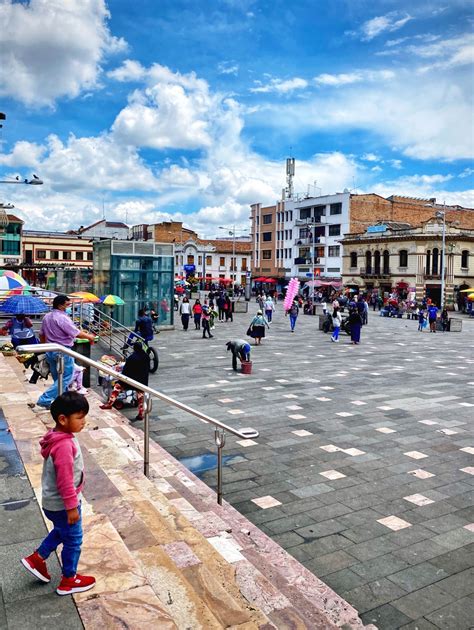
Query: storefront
93,240,175,327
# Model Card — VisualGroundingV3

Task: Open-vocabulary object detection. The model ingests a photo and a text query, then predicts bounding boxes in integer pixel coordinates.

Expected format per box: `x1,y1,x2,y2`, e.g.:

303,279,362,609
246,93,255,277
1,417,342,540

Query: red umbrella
253,277,267,282
263,278,277,283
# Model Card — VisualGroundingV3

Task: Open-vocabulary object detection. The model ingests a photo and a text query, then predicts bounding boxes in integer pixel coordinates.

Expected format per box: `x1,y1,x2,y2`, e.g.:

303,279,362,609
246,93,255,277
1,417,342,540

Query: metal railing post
143,393,151,477
215,428,226,505
56,354,64,395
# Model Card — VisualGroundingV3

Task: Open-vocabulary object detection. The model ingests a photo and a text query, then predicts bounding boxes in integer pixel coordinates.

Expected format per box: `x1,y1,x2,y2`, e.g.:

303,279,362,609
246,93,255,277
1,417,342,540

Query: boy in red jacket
21,391,96,595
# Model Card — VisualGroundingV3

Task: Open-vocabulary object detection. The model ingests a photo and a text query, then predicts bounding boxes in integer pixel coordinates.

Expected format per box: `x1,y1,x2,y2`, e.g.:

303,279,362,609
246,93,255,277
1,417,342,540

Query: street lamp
0,175,43,185
436,204,446,311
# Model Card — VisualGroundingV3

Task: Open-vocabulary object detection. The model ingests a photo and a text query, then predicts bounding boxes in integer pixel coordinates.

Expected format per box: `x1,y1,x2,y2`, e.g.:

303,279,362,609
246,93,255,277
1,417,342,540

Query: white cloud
107,59,145,82
0,141,45,168
217,61,239,76
361,153,381,162
371,165,383,172
0,0,127,106
389,159,403,169
360,12,413,41
459,168,474,178
314,70,395,87
250,77,308,94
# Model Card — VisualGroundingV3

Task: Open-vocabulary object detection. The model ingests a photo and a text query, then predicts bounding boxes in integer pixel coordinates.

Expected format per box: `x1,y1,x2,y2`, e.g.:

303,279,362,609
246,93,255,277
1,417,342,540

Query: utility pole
437,203,446,311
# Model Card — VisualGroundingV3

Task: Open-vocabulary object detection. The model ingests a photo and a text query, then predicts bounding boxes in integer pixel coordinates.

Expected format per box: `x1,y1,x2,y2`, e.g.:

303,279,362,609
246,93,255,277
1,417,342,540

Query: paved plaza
122,305,474,630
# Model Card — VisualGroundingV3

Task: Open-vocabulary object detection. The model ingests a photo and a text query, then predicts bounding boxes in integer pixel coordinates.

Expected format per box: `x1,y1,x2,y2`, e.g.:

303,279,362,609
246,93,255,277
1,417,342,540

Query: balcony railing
295,257,320,265
360,267,391,277
294,236,325,246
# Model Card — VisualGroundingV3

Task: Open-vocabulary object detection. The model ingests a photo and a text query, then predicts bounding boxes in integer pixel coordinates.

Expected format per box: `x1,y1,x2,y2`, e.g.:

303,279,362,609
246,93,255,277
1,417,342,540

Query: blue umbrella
0,295,49,314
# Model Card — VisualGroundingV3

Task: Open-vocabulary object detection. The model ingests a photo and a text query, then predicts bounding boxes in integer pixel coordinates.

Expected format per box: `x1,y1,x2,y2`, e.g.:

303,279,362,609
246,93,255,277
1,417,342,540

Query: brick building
250,193,474,288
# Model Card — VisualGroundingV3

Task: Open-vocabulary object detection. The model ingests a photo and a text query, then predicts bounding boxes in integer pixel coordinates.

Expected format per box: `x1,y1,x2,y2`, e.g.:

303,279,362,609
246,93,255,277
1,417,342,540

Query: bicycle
122,334,159,373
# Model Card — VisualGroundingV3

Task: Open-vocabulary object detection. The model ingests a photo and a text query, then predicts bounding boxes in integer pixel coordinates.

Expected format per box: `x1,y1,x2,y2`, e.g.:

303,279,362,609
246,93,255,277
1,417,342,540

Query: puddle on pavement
179,452,245,478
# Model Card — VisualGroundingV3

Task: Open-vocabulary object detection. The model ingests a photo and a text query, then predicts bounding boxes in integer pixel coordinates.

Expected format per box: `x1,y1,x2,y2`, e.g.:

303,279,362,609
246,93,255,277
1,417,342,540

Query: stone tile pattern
134,307,474,630
1,354,371,630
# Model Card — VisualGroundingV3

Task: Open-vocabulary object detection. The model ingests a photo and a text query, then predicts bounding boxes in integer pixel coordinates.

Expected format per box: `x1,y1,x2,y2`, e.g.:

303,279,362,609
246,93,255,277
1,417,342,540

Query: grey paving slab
92,307,474,630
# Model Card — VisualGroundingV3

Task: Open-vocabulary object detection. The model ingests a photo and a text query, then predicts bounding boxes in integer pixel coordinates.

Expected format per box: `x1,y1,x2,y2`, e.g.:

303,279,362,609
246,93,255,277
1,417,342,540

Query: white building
77,220,129,240
282,192,350,280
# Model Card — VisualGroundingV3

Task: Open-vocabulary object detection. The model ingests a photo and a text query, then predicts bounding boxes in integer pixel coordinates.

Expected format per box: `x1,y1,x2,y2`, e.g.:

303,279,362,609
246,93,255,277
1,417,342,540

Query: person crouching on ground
226,339,251,370
100,342,149,421
21,391,96,596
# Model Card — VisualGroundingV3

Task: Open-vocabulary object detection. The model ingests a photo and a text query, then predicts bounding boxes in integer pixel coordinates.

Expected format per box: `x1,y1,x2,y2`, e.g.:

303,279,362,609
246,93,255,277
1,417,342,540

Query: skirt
251,325,265,339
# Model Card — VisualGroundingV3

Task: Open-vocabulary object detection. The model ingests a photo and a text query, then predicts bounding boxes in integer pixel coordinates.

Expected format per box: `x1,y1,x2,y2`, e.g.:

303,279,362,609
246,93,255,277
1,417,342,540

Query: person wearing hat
247,309,269,345
226,339,251,370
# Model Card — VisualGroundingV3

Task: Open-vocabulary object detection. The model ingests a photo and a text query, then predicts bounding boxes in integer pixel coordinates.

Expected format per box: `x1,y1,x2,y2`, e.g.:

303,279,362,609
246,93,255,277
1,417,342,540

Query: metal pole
56,354,64,395
312,222,315,299
215,428,226,505
143,393,151,477
232,225,236,293
440,205,446,311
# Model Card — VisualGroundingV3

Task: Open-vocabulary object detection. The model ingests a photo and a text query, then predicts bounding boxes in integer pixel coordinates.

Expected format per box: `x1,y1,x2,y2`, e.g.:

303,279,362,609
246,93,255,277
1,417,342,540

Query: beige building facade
340,219,474,307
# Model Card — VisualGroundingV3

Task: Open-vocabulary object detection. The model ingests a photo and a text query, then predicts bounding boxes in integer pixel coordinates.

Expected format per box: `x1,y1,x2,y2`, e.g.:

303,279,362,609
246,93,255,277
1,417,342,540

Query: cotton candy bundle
284,278,300,311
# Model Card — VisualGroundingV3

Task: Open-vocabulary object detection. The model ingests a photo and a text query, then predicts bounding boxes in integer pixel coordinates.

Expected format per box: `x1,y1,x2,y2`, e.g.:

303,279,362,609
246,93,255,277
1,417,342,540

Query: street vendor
226,339,251,371
1,314,37,348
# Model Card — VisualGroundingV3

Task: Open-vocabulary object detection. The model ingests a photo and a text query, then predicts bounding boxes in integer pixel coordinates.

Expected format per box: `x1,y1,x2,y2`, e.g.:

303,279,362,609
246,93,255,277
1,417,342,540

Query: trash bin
73,338,92,387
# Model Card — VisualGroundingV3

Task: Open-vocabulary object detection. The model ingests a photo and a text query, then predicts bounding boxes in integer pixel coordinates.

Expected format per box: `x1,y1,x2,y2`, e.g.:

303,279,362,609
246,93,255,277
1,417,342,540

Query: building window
374,250,381,274
219,256,225,266
366,251,372,273
328,224,341,236
426,250,431,275
262,250,272,260
76,251,84,261
241,258,247,271
63,251,71,260
328,245,340,257
87,252,93,261
198,255,202,265
432,248,439,274
399,249,408,268
206,255,212,266
263,214,272,224
327,267,340,273
313,205,325,220
350,252,357,268
51,251,59,260
330,203,342,215
383,250,390,274
300,208,311,220
263,232,272,242
230,257,236,271
461,250,469,268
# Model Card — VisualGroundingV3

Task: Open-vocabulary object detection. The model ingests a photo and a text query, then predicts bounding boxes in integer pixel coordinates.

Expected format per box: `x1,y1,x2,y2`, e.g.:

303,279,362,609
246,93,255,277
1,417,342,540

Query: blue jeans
37,352,75,408
289,315,297,331
332,326,340,340
38,504,83,577
265,309,273,323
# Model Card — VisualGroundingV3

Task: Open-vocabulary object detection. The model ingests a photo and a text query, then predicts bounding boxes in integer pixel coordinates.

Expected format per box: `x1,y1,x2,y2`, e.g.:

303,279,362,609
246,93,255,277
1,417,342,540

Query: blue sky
0,0,473,236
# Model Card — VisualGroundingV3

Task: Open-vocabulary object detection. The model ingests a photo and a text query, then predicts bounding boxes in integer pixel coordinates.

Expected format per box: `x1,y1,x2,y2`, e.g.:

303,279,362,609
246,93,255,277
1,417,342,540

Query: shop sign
367,225,387,233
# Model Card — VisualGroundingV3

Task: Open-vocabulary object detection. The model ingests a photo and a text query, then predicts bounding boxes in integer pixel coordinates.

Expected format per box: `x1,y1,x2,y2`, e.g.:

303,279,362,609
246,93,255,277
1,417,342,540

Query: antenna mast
285,157,295,200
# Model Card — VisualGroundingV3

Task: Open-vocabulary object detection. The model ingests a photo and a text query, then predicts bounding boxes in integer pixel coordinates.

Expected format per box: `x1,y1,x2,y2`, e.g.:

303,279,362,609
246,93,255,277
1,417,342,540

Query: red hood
40,430,73,459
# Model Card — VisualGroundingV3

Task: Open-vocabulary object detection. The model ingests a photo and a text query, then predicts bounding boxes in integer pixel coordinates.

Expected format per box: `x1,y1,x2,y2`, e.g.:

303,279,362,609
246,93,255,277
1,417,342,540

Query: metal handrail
18,343,259,504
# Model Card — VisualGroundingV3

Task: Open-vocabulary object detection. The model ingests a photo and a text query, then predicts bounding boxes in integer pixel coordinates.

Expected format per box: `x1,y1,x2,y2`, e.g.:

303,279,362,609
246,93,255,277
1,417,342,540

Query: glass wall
93,240,174,327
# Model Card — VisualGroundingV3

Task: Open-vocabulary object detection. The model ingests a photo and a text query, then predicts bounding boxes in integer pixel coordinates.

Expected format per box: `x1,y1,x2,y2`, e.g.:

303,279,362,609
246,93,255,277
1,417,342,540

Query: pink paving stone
336,412,354,417
227,409,244,415
320,445,343,453
437,428,458,435
162,541,202,568
464,524,474,532
319,470,346,480
460,467,474,475
343,448,366,456
376,427,397,434
404,451,428,459
403,494,435,506
292,430,313,437
286,405,303,410
408,469,435,479
419,420,439,425
316,397,331,402
236,439,258,447
288,414,306,420
251,495,282,509
283,394,298,399
460,447,474,454
218,398,234,403
351,401,367,405
377,515,412,531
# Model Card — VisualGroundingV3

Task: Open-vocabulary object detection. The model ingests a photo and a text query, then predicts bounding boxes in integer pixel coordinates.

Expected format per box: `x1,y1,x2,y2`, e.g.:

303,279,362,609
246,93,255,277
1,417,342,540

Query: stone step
3,355,374,629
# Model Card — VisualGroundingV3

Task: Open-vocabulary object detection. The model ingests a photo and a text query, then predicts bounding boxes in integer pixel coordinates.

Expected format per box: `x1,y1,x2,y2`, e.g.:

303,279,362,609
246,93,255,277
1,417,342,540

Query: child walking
331,307,342,342
21,391,96,596
418,309,425,332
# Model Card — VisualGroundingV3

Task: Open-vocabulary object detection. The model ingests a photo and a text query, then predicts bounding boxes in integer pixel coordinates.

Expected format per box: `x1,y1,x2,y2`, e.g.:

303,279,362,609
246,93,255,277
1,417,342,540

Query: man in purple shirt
35,295,95,409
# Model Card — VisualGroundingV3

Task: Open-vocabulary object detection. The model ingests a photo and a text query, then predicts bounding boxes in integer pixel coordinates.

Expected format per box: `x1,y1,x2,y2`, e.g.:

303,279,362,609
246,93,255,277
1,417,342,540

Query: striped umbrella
0,271,29,292
99,294,125,306
69,291,100,303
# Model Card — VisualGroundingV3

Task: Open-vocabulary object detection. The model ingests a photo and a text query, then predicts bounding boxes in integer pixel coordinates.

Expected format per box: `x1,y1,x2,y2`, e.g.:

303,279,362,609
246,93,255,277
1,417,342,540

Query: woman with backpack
286,300,299,333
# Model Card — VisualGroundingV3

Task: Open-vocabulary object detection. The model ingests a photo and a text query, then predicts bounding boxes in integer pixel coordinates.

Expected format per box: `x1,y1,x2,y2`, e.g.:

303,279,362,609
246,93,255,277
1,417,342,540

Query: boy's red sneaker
56,573,96,596
21,551,51,583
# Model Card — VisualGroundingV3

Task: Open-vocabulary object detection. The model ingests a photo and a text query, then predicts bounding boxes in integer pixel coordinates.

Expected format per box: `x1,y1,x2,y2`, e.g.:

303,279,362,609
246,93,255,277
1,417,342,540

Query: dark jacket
121,350,149,389
135,315,154,341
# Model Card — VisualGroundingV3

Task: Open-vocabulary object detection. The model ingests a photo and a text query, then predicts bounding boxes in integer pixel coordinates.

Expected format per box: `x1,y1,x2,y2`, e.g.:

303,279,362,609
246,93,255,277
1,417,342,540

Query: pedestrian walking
348,308,363,344
192,299,202,330
264,296,275,323
226,339,251,370
286,300,299,332
32,295,95,411
441,308,449,332
418,309,426,331
180,297,191,331
217,293,226,322
247,310,269,345
201,302,213,338
21,392,96,596
428,303,439,332
224,295,233,322
331,307,342,343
